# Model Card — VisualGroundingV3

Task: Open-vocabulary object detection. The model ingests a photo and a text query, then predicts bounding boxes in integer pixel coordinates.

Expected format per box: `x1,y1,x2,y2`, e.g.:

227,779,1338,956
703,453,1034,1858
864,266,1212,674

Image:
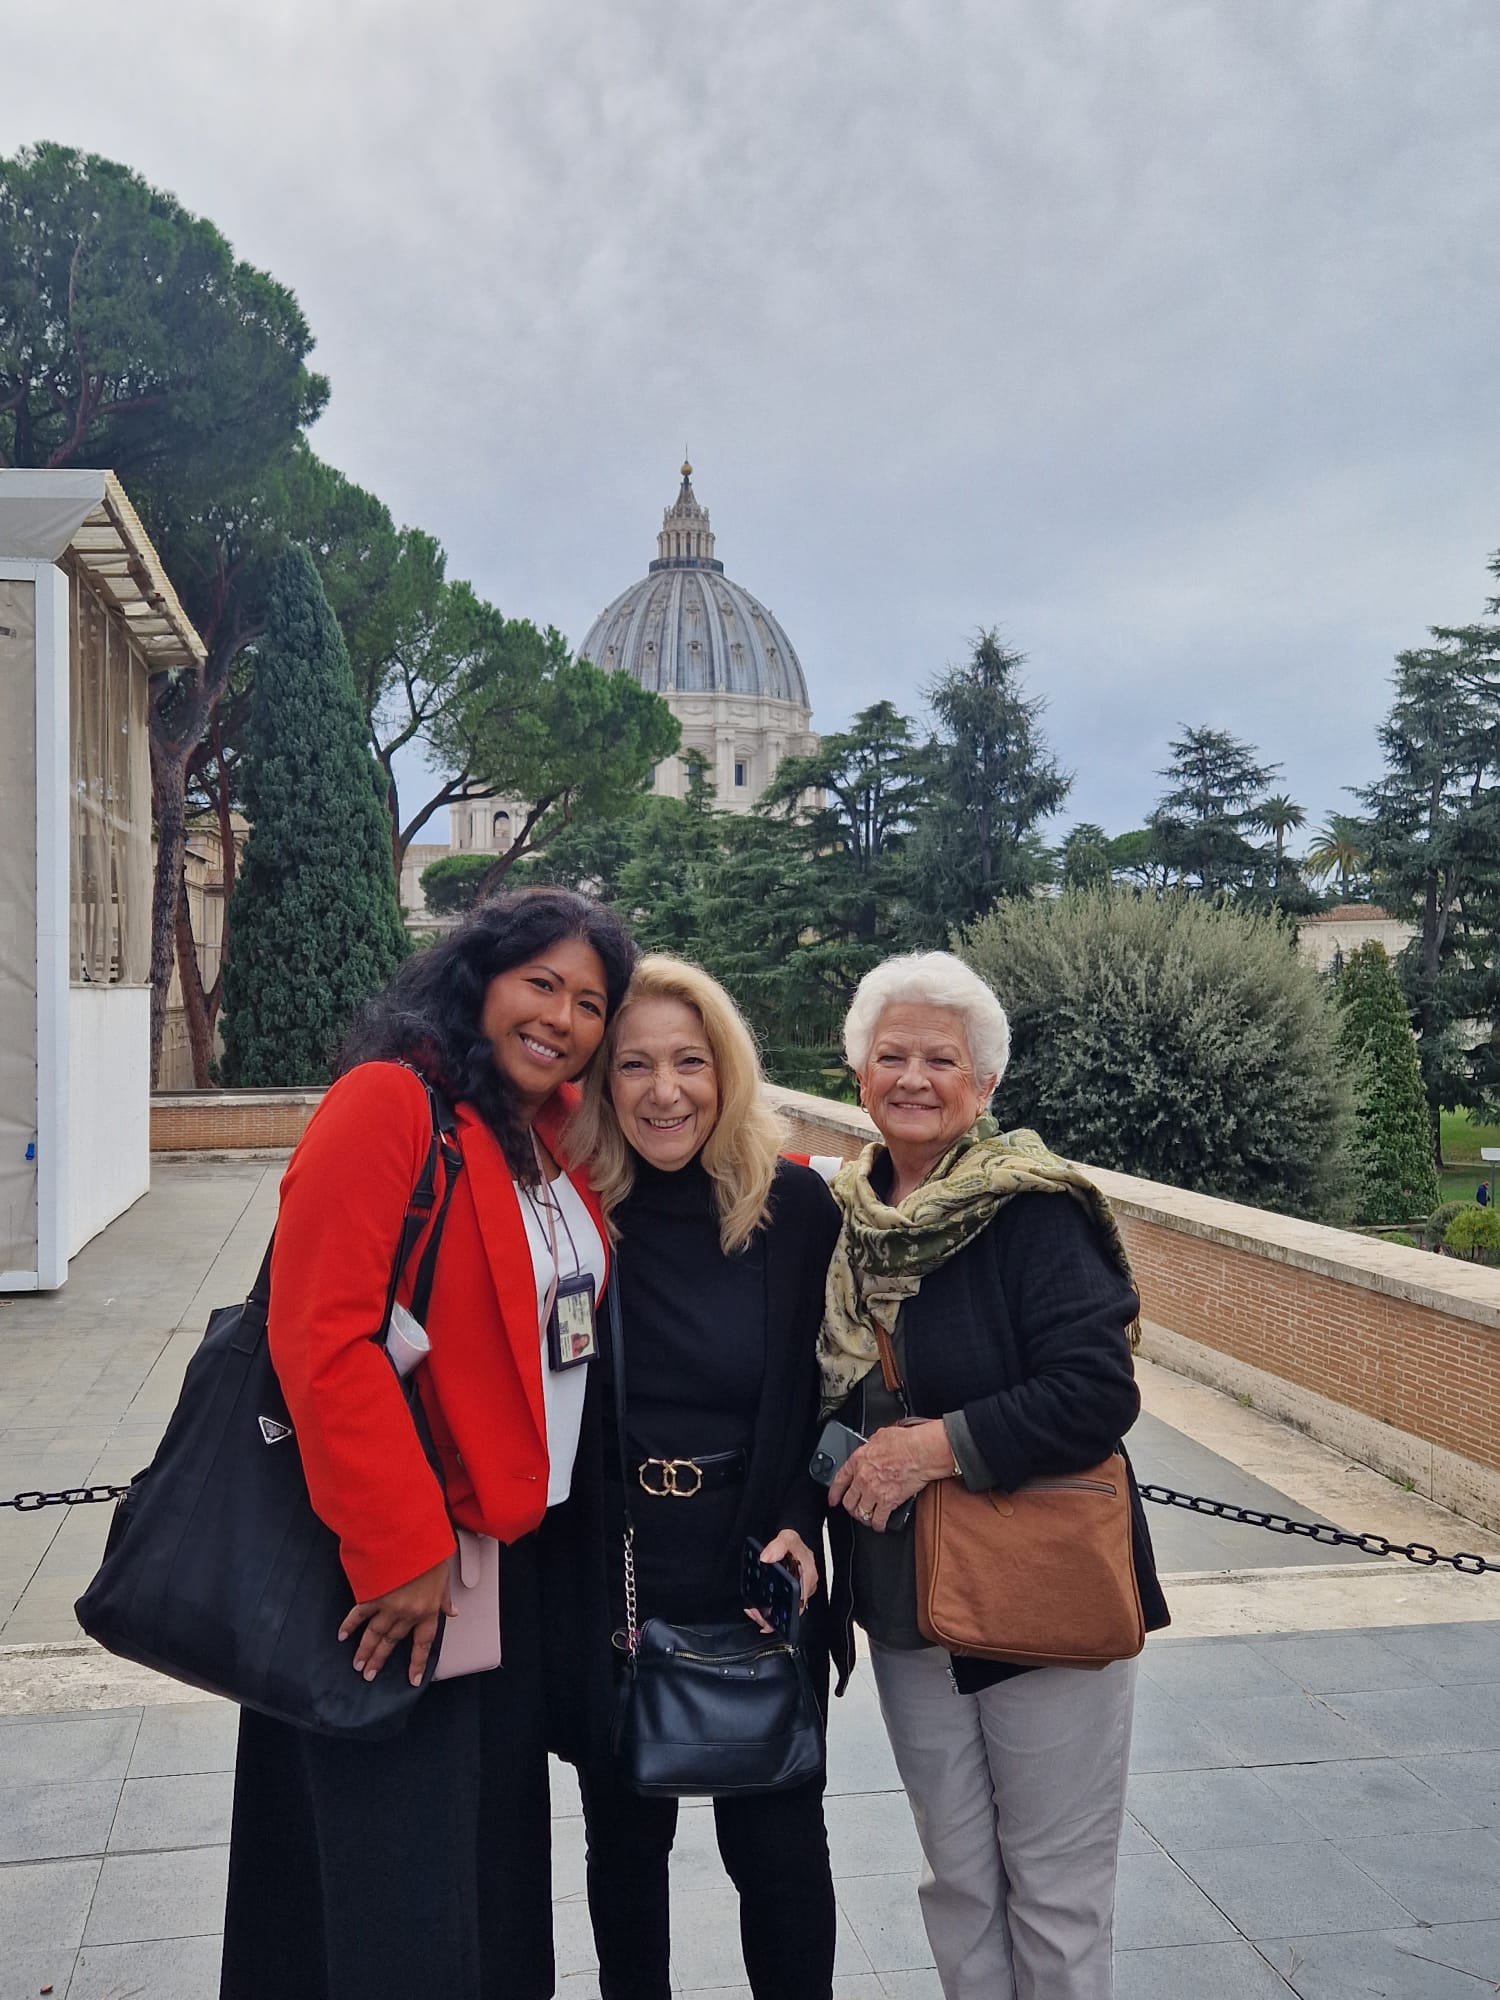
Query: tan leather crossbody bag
872,1325,1145,1670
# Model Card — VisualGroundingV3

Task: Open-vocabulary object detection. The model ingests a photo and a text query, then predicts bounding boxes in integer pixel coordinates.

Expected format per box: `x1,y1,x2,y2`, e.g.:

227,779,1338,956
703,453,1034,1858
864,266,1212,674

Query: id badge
547,1273,598,1371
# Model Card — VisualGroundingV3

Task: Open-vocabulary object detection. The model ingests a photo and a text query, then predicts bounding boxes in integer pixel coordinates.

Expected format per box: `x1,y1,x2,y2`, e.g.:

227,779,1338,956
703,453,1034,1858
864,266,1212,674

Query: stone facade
1297,904,1417,973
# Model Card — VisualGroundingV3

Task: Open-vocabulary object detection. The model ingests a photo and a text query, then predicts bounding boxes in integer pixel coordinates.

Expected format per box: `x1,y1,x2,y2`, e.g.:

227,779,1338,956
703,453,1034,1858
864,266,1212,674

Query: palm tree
1304,815,1367,902
1249,794,1307,889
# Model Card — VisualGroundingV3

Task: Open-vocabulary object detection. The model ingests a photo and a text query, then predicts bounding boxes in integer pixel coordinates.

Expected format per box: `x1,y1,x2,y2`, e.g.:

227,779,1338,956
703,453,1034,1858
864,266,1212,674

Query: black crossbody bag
75,1079,463,1740
605,1276,825,1798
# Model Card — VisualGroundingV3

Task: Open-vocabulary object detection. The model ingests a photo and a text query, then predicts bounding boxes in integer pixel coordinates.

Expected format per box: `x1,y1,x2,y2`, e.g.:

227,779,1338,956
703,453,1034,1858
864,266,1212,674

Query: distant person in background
1477,1182,1490,1207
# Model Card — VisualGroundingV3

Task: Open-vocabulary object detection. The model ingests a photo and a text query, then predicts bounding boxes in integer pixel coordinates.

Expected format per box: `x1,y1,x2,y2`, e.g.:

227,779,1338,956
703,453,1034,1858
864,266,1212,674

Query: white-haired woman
820,951,1168,2000
563,954,842,2000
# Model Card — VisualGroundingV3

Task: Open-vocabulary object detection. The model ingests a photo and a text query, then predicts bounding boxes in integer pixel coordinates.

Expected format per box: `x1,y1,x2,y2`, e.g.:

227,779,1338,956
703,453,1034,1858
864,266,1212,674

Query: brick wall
1115,1214,1500,1475
150,1091,324,1152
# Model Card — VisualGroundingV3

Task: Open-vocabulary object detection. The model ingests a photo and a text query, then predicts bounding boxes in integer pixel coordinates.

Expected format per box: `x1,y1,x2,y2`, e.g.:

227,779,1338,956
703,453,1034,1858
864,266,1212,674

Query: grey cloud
10,0,1500,832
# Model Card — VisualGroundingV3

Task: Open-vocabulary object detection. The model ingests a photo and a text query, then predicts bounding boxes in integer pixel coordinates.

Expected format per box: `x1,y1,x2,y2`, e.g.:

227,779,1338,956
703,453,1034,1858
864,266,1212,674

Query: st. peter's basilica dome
578,465,816,809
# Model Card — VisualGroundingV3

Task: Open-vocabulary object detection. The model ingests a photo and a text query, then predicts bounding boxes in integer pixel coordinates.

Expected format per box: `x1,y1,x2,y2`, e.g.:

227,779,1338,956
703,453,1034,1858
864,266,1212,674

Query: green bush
1379,1231,1420,1248
961,889,1352,1219
220,546,407,1085
1444,1205,1500,1262
1422,1199,1469,1250
420,851,495,916
1336,943,1441,1225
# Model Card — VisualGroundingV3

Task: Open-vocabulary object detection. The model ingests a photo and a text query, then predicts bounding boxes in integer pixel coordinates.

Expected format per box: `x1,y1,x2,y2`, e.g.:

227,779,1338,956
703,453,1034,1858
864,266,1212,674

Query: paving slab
1180,1837,1415,1939
1114,1939,1297,1999
1267,1922,1500,1998
1256,1755,1483,1840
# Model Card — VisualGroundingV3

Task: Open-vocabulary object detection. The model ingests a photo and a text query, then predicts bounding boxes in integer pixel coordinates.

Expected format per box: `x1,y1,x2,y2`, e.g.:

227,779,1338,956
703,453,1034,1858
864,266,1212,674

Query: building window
70,577,151,986
734,760,747,788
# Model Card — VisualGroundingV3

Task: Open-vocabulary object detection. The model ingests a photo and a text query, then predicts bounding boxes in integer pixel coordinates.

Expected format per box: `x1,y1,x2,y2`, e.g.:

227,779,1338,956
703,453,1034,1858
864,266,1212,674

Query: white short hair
843,952,1010,1087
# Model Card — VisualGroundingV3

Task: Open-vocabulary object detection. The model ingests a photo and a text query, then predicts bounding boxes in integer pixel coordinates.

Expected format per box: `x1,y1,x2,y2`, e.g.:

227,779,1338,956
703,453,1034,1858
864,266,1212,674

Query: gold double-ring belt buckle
638,1456,704,1498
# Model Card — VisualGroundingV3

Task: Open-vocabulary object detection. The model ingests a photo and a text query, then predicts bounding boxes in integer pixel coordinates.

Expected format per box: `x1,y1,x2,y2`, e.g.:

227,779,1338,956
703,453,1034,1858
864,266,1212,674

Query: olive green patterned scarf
818,1116,1137,1414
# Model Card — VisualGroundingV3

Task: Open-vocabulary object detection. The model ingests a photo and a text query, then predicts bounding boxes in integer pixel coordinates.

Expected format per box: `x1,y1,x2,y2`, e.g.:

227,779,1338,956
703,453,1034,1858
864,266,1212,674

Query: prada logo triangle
258,1415,294,1445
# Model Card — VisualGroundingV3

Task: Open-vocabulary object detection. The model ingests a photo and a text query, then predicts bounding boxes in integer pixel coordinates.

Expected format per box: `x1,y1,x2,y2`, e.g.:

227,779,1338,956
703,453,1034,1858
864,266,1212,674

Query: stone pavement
7,1159,1500,1997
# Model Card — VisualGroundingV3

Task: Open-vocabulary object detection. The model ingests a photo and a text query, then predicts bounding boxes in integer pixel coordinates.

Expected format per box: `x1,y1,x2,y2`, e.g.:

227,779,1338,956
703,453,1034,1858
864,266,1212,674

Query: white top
517,1167,607,1506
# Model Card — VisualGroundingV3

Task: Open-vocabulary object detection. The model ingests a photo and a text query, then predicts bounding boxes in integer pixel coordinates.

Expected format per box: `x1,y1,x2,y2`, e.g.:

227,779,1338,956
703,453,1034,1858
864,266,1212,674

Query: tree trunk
205,722,237,1053
148,731,189,1087
173,858,214,1088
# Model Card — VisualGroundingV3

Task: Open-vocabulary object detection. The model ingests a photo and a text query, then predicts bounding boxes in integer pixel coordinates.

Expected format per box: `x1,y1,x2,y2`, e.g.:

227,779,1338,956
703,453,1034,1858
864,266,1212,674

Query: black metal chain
1137,1483,1500,1575
2,1485,133,1511
4,1476,1500,1576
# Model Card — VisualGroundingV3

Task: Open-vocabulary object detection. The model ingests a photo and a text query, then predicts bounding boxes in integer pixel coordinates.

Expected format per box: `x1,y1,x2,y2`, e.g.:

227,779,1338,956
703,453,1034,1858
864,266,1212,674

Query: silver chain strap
621,1524,640,1655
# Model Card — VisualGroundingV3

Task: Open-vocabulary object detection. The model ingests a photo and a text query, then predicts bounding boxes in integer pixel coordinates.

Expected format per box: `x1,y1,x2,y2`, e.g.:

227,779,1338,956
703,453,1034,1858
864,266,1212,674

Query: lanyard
526,1135,585,1326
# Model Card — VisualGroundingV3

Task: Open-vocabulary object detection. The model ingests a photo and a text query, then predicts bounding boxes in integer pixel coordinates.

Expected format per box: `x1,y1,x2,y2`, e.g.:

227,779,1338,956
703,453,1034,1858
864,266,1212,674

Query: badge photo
548,1272,598,1370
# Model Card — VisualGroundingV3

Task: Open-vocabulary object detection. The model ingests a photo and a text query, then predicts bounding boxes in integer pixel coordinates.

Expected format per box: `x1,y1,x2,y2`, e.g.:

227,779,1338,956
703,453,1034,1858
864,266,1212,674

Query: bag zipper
1021,1476,1116,1496
660,1640,794,1665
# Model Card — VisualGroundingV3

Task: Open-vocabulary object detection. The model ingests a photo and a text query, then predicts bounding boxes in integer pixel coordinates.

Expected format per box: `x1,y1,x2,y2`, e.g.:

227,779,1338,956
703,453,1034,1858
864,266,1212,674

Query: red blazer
268,1061,609,1602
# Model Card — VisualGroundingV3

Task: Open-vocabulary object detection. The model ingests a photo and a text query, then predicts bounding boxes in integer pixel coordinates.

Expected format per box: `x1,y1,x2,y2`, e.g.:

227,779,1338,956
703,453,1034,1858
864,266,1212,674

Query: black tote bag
76,1079,462,1740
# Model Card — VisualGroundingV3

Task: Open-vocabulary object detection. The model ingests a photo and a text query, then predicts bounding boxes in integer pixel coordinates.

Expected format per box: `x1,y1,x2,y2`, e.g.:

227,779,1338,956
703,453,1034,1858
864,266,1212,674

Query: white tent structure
0,470,204,1290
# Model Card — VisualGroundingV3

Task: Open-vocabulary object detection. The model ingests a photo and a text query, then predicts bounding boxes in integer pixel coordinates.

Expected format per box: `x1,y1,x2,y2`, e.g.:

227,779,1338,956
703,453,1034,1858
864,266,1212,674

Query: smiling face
608,995,720,1172
479,936,610,1117
857,1003,995,1180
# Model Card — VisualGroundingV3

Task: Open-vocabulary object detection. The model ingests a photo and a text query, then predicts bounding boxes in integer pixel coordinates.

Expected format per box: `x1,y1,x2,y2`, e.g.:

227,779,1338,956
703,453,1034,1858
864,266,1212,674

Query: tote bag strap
402,1085,463,1330
241,1076,463,1351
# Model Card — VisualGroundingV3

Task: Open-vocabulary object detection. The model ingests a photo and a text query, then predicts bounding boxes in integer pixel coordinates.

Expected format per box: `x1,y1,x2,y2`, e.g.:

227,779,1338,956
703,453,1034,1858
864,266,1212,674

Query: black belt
613,1448,748,1498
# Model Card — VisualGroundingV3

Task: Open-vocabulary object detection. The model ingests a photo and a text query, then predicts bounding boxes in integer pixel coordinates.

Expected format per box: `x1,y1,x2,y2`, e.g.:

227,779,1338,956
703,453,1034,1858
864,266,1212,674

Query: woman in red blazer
220,887,636,2000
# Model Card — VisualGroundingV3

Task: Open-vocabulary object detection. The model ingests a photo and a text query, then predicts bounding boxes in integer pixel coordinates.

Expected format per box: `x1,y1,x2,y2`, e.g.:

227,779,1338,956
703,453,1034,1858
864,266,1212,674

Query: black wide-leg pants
578,1755,837,2000
219,1536,552,2000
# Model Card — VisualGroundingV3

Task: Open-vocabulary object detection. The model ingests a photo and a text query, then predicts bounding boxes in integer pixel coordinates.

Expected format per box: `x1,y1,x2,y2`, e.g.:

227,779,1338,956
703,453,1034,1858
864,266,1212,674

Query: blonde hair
565,955,783,1255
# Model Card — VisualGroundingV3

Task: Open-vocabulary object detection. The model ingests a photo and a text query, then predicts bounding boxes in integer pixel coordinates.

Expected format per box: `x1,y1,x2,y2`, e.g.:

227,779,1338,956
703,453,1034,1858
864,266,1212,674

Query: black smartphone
809,1418,915,1532
809,1418,866,1486
741,1536,802,1643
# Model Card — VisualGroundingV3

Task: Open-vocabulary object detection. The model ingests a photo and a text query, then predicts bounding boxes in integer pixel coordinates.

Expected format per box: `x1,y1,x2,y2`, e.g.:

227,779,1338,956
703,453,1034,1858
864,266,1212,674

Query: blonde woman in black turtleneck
562,954,841,2000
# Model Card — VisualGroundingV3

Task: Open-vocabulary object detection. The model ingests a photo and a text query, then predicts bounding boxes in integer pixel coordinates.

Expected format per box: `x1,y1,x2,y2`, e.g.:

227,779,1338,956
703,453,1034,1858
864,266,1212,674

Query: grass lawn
1440,1109,1500,1163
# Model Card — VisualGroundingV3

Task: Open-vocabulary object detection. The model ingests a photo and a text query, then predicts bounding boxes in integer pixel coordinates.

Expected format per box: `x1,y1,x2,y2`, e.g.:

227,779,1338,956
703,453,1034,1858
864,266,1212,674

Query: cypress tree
1336,942,1442,1225
220,545,407,1085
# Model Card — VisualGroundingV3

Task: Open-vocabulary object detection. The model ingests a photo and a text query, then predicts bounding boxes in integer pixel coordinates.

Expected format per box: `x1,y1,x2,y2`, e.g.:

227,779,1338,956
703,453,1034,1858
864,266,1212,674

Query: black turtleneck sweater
612,1155,767,1460
604,1155,767,1623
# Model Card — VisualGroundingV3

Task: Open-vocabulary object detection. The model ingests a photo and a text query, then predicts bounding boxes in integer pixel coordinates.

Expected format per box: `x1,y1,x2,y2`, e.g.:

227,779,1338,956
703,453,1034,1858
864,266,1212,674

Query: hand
828,1419,952,1532
741,1527,820,1633
339,1556,456,1686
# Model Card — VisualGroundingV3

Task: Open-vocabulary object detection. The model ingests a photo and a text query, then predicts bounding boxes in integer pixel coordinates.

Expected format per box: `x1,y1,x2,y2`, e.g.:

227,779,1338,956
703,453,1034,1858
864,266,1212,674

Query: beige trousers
868,1641,1137,2000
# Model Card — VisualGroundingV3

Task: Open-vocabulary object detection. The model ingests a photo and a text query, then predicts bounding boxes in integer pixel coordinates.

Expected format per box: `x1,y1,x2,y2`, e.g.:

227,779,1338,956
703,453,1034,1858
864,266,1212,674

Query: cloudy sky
13,0,1500,839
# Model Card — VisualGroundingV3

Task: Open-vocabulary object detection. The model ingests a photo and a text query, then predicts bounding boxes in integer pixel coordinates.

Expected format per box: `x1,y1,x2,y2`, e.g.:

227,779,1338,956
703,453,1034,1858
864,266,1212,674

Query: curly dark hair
339,887,637,1179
